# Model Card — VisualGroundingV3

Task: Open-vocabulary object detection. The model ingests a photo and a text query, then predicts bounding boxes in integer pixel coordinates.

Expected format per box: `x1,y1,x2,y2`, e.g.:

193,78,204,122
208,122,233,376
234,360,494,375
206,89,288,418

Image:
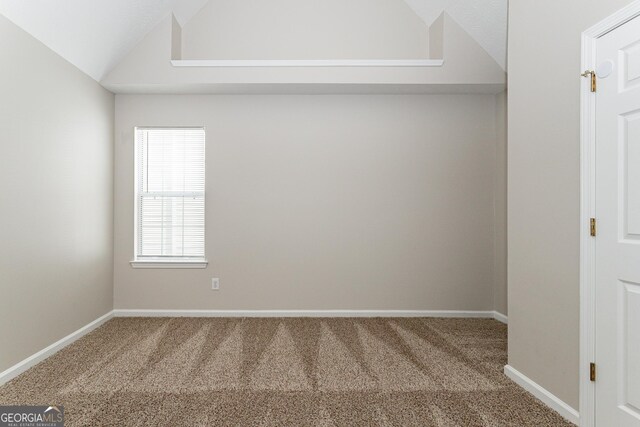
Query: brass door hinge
582,70,597,92
590,218,597,237
590,363,596,382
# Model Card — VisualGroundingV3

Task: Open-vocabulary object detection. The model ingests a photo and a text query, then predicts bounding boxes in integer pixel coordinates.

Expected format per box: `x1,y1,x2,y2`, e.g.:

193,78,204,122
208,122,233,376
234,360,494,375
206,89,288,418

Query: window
131,128,207,268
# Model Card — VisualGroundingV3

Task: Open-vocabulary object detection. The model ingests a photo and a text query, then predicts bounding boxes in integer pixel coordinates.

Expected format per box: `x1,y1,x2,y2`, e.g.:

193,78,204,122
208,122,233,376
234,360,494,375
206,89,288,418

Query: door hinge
590,218,597,237
582,70,597,92
590,362,596,381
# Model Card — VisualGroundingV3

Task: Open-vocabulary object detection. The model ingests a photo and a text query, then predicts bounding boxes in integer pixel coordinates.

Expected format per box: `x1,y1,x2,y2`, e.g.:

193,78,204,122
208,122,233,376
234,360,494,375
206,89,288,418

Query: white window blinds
135,128,205,259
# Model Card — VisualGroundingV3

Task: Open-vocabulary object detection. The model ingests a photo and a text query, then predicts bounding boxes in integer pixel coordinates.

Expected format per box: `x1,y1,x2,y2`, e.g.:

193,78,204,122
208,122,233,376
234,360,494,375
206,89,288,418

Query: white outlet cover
211,278,220,290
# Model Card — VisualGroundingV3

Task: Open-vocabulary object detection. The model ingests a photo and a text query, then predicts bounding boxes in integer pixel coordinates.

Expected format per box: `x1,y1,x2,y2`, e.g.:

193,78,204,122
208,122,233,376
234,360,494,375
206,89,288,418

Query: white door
595,13,640,427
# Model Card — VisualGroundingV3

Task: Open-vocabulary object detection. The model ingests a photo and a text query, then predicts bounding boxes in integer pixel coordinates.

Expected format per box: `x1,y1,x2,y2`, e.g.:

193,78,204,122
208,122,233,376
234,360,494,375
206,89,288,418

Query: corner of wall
493,90,508,318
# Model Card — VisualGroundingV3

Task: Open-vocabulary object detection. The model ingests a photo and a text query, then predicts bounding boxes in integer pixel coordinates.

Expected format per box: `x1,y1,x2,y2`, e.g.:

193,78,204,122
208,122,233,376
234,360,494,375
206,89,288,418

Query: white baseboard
0,310,114,386
493,311,508,324
113,309,503,319
504,365,579,425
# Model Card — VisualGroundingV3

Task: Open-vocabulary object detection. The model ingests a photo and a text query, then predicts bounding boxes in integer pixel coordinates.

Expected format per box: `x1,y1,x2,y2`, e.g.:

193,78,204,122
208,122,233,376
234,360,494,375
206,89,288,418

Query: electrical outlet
211,278,220,291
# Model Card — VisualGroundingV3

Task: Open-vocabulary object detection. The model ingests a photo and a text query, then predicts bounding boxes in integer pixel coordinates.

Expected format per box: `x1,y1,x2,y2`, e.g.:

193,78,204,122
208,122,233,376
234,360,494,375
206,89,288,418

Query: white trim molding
130,259,208,269
171,59,445,68
0,311,114,386
580,3,640,426
113,309,505,319
492,311,508,324
504,365,579,425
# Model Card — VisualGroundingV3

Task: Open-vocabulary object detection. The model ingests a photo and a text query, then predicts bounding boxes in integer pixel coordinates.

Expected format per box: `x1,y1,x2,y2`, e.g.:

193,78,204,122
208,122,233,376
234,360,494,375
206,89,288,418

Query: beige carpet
0,317,573,426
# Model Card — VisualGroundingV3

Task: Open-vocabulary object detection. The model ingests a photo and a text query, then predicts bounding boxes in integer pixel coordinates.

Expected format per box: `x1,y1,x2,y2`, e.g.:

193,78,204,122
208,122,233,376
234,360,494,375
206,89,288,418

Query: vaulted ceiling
404,0,507,69
0,0,507,82
0,0,209,80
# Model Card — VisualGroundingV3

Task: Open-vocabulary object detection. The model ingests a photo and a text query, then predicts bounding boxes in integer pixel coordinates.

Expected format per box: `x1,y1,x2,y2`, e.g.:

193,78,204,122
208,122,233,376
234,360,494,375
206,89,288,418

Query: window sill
130,259,209,269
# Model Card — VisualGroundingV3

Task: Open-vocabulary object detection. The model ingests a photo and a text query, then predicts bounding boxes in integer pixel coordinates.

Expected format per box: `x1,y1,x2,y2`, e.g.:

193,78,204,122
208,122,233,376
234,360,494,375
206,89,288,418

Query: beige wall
102,13,505,92
114,94,505,311
508,0,632,409
181,0,428,60
0,15,114,372
494,90,507,316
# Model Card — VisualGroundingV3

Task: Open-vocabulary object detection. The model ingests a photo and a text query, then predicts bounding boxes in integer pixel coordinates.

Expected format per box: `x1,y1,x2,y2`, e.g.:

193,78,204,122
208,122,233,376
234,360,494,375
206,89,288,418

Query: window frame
130,126,208,269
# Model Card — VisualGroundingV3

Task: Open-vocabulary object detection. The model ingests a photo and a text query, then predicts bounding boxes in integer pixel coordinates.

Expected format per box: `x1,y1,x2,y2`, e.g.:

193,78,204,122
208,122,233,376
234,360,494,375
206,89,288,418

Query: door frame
580,2,640,426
